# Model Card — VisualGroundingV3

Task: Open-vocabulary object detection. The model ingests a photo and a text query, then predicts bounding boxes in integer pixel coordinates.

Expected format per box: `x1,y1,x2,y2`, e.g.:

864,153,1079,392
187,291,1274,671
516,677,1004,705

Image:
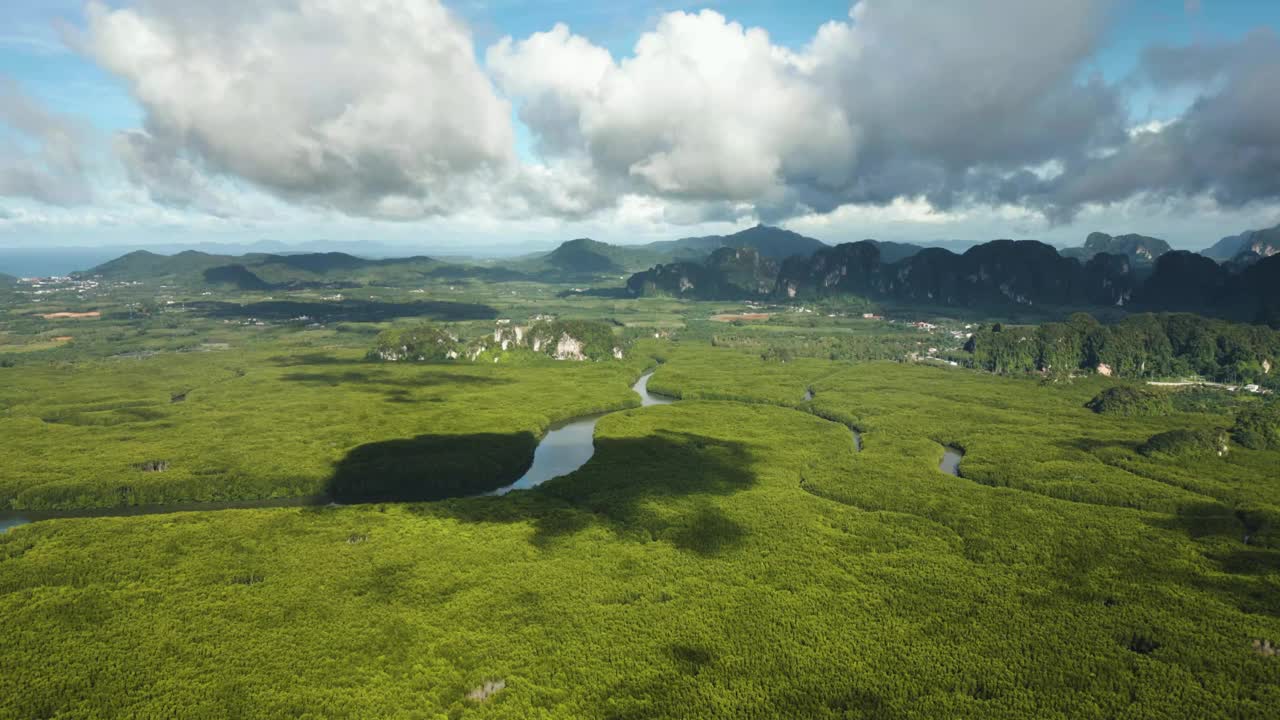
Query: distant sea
0,248,130,277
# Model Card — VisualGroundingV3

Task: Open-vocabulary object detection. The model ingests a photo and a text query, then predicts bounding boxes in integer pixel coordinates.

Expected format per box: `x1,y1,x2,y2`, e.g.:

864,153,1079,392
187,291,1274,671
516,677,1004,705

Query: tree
370,323,458,362
1231,403,1280,450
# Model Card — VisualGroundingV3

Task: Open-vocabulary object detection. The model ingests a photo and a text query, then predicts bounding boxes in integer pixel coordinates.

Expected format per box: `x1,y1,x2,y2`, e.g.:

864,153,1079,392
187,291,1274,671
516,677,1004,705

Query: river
487,371,673,496
0,371,673,532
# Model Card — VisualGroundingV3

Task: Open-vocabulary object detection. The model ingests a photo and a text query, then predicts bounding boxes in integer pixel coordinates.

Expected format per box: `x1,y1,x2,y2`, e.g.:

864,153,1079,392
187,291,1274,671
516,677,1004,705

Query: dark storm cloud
1011,29,1280,221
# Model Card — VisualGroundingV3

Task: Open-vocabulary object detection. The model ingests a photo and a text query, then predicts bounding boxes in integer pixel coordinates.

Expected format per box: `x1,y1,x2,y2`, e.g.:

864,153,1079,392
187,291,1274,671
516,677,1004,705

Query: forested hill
1061,232,1172,268
517,238,668,276
966,312,1280,387
84,249,244,280
0,272,17,286
641,224,828,260
70,225,831,288
626,247,780,300
631,239,1135,306
629,238,1280,327
77,250,444,289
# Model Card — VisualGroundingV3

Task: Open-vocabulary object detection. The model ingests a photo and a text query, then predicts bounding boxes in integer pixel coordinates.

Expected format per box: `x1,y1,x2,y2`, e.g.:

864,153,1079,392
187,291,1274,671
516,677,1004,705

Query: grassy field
1,277,1277,718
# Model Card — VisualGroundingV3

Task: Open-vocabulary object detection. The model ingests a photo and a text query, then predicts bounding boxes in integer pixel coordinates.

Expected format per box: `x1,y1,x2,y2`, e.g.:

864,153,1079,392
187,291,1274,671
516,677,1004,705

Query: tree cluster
968,313,1280,384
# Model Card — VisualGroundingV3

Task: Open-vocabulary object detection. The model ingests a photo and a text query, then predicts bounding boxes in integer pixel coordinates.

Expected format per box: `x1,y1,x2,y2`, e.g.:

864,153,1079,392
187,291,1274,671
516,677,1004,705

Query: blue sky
1,1,1279,252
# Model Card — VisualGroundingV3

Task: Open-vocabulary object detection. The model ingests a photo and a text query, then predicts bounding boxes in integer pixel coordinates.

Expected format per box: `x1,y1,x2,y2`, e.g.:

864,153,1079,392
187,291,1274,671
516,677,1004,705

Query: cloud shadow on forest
188,298,498,323
279,368,511,392
322,428,756,556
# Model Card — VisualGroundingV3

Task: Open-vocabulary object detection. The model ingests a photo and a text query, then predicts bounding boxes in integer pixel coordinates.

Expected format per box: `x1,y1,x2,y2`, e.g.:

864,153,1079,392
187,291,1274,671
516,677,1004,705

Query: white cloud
3,0,1270,247
81,0,515,219
489,2,1128,221
0,76,92,206
490,11,857,212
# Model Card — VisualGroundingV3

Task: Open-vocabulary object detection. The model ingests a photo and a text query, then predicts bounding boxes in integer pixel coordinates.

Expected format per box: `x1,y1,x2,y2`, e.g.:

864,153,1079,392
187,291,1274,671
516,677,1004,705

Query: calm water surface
488,371,673,496
939,446,964,476
1,371,675,530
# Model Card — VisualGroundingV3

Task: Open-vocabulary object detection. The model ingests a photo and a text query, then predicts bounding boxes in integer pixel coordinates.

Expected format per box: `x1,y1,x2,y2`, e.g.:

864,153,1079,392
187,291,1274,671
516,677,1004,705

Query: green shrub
1231,402,1280,450
1139,428,1229,458
1086,385,1174,416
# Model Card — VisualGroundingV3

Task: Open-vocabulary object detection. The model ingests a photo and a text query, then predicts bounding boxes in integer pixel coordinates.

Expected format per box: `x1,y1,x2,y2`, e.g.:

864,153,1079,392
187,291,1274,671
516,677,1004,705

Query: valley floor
2,347,1278,719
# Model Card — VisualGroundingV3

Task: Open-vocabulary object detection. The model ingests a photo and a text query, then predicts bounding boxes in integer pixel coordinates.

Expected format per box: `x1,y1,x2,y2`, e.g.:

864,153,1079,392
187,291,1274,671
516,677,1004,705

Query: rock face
776,239,1136,307
1203,223,1280,264
483,319,621,362
553,333,586,361
1063,232,1171,268
626,237,1277,321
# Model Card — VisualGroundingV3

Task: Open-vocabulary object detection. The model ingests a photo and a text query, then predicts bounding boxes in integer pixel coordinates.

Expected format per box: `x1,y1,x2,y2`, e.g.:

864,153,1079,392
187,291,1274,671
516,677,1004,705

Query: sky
1,0,1279,253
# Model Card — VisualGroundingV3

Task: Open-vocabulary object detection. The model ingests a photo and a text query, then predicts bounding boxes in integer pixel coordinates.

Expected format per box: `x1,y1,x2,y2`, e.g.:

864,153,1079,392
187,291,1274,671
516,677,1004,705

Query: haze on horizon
1,0,1279,252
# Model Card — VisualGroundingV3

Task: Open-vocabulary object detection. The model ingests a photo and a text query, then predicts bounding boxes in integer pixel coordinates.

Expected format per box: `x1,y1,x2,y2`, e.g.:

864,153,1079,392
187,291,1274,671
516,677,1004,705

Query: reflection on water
635,371,675,408
1,515,32,533
489,371,673,496
939,447,964,476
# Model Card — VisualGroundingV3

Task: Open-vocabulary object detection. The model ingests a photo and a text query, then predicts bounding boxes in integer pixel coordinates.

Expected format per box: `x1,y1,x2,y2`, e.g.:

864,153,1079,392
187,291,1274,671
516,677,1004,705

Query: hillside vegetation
967,312,1280,384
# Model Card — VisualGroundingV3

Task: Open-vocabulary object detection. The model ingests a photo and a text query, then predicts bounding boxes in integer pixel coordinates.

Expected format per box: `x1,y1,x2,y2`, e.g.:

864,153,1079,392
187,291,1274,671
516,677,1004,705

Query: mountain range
629,239,1280,328
70,225,836,287
85,249,444,290
43,221,1280,327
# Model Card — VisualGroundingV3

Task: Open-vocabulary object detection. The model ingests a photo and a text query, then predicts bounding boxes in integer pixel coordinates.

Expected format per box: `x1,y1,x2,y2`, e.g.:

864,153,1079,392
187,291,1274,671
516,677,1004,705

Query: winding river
487,372,673,496
2,372,957,533
0,372,674,532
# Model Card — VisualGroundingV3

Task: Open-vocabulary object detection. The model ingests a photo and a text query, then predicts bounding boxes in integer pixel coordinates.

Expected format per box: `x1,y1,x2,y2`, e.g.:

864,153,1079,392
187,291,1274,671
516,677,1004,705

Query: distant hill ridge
629,237,1280,327
531,225,832,277
648,224,828,260
71,225,838,287
1202,223,1280,266
1061,232,1172,267
79,249,444,290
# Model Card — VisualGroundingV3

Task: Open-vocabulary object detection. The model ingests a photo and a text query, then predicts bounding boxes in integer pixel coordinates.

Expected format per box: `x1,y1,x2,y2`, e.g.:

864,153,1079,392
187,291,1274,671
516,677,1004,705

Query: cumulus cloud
72,0,1280,229
490,12,857,215
0,76,91,205
490,1,1127,221
82,0,515,219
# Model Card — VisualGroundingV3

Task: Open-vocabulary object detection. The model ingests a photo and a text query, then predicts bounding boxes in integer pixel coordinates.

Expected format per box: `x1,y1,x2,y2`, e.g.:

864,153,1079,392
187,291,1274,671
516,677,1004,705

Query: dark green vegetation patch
1087,385,1175,416
1232,402,1280,450
1139,428,1229,458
